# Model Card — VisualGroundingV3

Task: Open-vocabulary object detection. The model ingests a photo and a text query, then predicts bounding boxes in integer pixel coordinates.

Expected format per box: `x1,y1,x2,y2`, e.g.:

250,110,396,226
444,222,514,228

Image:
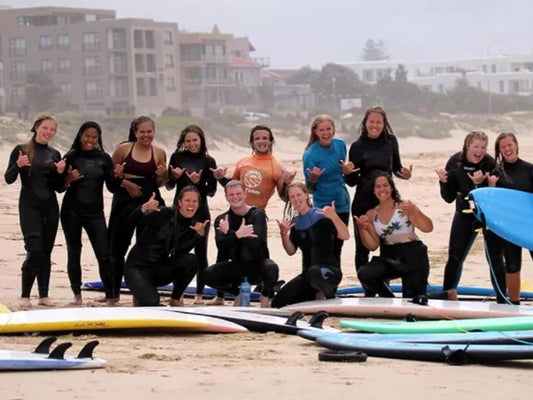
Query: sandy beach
1,128,533,399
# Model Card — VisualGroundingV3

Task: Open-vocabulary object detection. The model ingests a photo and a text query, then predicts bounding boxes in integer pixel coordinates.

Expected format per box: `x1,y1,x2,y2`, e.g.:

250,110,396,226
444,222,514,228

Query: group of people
5,108,530,310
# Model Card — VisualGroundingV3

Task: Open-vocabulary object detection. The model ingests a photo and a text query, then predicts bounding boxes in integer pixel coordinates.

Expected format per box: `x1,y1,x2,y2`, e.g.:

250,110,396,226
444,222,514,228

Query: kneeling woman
355,173,433,298
272,182,349,308
125,186,208,306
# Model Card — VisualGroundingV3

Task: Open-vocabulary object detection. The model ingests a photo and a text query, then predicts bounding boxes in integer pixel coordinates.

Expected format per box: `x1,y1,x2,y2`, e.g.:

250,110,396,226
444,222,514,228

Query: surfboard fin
308,311,330,329
441,345,468,365
77,340,99,359
34,337,58,355
285,311,304,326
48,342,72,360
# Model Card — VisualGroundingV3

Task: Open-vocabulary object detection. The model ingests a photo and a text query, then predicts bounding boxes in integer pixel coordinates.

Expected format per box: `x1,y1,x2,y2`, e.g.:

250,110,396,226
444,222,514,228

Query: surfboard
313,335,533,364
298,329,533,345
280,297,533,319
336,284,533,299
0,337,107,370
470,187,533,250
81,281,261,300
340,315,533,334
159,306,339,335
0,306,247,334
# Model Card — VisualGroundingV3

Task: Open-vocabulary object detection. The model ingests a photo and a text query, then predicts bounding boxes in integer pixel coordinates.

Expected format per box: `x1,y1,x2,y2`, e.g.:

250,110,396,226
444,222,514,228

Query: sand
1,129,533,399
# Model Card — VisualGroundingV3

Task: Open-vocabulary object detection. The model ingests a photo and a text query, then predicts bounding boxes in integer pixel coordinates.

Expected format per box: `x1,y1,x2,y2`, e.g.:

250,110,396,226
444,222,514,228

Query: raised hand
190,220,210,237
398,165,413,179
141,192,159,212
16,150,31,168
487,173,500,187
276,219,294,236
339,159,359,175
354,215,372,231
170,165,184,180
67,165,83,183
210,167,227,180
467,170,487,185
282,169,297,184
306,166,325,183
235,218,257,239
317,201,337,219
114,162,125,178
186,169,202,184
435,169,448,183
399,200,418,218
217,214,229,234
155,163,166,178
54,158,66,174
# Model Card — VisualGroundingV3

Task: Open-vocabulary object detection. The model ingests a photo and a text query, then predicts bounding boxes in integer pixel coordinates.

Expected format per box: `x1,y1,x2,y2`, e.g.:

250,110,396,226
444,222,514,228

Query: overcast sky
3,0,533,69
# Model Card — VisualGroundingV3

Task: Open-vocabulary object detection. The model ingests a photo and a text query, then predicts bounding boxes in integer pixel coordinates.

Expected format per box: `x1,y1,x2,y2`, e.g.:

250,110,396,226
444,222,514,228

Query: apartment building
342,54,533,96
0,6,181,116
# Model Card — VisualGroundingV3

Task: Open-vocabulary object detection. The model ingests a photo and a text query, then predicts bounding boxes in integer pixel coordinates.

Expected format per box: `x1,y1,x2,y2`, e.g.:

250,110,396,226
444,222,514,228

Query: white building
341,54,533,96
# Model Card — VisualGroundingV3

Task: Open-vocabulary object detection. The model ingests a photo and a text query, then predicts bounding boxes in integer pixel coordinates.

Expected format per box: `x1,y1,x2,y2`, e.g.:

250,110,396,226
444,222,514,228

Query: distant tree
394,64,408,84
25,71,61,112
361,39,389,61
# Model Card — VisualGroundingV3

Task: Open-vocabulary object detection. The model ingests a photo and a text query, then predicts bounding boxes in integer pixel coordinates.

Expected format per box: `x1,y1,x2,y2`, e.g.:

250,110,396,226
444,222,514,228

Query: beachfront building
342,54,533,96
0,6,181,115
261,69,315,111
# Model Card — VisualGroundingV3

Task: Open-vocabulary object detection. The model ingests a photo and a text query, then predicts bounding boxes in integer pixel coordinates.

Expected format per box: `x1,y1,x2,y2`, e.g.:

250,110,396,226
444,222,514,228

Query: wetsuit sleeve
4,145,23,184
214,213,236,262
390,136,405,179
439,154,459,203
344,141,361,187
205,156,218,197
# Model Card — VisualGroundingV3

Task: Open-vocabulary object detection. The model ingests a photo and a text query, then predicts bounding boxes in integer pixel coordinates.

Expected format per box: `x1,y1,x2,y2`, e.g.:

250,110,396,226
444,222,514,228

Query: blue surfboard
470,187,533,250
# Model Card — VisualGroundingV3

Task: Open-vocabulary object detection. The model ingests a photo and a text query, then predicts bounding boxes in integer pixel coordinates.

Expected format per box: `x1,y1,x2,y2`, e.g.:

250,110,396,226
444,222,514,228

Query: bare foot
20,297,31,310
260,295,271,308
38,297,54,307
233,295,241,307
447,289,458,301
169,298,184,307
70,294,82,306
106,298,116,307
96,296,120,303
206,297,225,306
193,294,204,305
315,292,326,300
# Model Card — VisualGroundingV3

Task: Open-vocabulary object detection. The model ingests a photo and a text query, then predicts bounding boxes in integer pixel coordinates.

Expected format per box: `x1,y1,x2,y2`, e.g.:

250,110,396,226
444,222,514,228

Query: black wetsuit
60,148,121,299
167,150,217,294
108,144,164,298
344,134,407,270
486,158,533,282
439,152,506,301
271,208,342,308
124,207,199,306
203,207,279,298
4,141,63,298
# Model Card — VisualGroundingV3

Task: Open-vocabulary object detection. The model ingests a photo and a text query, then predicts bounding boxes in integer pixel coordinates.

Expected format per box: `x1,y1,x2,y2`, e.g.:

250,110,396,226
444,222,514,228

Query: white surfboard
0,306,247,334
280,297,533,319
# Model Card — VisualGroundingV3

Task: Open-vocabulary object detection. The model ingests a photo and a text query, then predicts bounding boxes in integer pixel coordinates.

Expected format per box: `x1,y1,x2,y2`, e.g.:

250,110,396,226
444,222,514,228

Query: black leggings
271,265,342,308
357,241,429,298
124,249,198,306
60,208,113,298
19,200,59,298
203,259,279,298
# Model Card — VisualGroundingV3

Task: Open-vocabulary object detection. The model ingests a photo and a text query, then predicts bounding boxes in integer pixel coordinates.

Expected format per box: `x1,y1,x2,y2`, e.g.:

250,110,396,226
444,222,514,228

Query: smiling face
288,185,310,214
251,130,272,155
498,136,519,163
314,121,335,146
178,190,200,218
373,176,392,202
465,138,488,164
184,131,201,153
225,183,247,210
365,112,385,139
80,127,100,151
34,118,57,145
135,121,155,146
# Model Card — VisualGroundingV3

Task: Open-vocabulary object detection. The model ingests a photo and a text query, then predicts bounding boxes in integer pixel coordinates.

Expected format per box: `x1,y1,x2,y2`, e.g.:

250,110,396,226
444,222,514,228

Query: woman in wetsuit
4,115,66,309
344,106,412,279
61,121,122,306
272,182,349,308
355,173,432,298
436,130,506,301
108,116,167,301
125,186,208,306
167,124,217,304
486,132,533,304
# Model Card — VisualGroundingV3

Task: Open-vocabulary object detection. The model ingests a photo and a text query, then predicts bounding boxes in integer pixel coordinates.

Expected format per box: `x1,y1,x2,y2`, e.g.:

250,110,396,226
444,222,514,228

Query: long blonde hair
23,114,57,165
305,114,335,150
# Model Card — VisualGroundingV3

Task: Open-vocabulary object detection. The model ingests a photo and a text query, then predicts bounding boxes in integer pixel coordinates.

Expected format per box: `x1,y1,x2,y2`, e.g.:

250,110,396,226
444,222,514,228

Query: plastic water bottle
240,277,251,307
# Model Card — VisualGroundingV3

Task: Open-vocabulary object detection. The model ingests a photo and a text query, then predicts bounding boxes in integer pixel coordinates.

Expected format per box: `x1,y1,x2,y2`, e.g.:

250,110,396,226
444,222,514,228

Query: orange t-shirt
232,154,284,210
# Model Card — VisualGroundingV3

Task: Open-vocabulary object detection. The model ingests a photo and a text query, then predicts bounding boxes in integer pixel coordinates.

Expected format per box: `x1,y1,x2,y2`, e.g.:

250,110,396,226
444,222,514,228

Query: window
11,85,25,105
58,58,71,73
482,64,488,73
134,30,144,48
39,35,52,49
149,78,157,96
166,77,175,91
111,77,129,97
110,52,127,73
362,69,375,82
83,32,100,51
137,78,146,96
9,38,26,56
491,64,497,73
135,54,145,72
10,61,26,80
85,80,103,99
84,56,102,75
145,31,155,49
85,14,97,22
165,54,174,68
146,54,156,72
163,31,173,44
40,59,54,73
108,28,126,49
57,34,70,49
499,80,505,93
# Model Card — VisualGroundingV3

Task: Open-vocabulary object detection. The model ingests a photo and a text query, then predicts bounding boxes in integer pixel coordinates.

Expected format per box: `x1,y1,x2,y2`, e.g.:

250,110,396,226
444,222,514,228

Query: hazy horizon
2,0,533,69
